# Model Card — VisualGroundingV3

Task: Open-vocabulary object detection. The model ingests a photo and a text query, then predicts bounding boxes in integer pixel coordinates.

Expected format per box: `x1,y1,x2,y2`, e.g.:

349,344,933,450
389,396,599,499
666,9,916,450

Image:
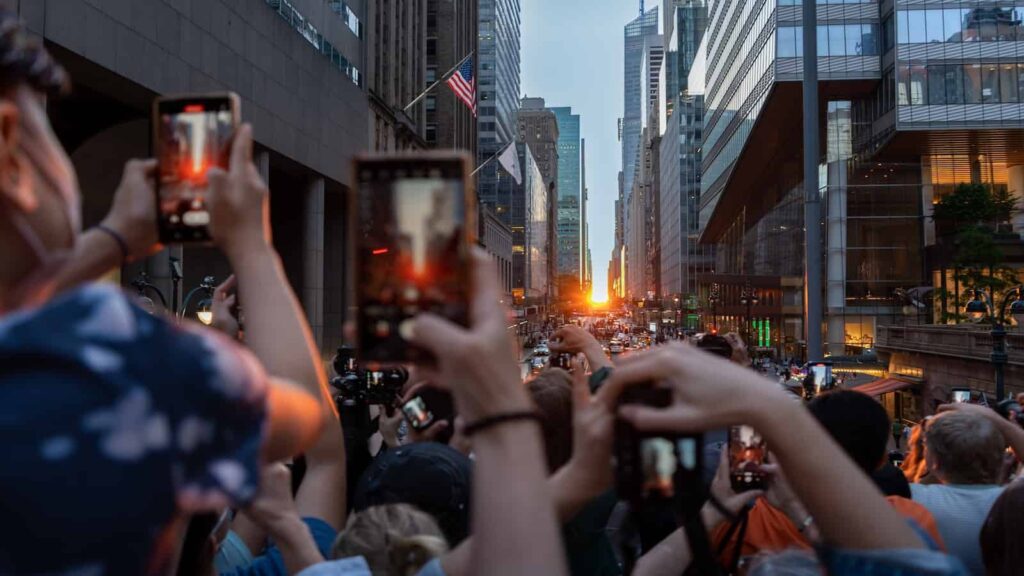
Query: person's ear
0,99,30,211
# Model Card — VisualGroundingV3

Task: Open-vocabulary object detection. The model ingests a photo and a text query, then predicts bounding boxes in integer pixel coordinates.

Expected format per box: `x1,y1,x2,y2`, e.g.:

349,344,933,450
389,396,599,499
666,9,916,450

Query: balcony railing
877,324,1024,366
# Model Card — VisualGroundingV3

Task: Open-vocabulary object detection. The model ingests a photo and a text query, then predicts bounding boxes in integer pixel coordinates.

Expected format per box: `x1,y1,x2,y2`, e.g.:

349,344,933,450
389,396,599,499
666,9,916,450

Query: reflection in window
982,64,999,103
1000,64,1018,103
927,64,946,105
777,24,877,57
964,64,982,103
909,64,927,105
897,8,1024,43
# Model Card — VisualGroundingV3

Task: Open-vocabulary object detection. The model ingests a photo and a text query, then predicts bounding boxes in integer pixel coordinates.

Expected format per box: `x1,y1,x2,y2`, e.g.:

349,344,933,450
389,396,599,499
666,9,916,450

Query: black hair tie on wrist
462,411,542,436
95,224,129,265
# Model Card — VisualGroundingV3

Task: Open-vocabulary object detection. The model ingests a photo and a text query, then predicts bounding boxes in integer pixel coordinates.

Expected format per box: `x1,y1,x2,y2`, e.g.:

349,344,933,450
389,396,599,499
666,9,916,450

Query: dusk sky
521,0,661,300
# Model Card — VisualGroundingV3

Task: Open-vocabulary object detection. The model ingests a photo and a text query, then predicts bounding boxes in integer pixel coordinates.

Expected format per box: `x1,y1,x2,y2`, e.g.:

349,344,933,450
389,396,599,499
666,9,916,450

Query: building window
426,96,436,111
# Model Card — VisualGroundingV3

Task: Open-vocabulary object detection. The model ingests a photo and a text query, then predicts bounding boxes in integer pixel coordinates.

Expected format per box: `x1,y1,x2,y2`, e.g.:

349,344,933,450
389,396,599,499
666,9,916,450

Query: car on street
531,357,546,373
534,345,550,356
609,340,623,354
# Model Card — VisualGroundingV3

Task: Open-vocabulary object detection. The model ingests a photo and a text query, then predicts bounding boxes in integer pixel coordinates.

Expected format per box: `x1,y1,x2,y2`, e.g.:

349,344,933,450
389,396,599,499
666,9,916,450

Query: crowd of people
2,13,1024,576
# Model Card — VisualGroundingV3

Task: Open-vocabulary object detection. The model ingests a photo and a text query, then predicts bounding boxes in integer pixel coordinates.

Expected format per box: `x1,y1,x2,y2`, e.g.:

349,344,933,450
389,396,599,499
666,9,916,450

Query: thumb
725,489,763,512
570,354,591,412
410,313,468,360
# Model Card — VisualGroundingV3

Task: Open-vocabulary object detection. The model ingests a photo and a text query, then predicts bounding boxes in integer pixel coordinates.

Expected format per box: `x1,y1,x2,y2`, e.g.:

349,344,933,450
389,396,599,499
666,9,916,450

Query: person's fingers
230,124,254,174
402,381,434,403
618,404,700,433
418,419,450,441
207,167,228,196
724,489,763,512
468,247,504,330
410,313,468,360
717,445,730,478
595,348,677,407
570,354,591,412
214,274,238,299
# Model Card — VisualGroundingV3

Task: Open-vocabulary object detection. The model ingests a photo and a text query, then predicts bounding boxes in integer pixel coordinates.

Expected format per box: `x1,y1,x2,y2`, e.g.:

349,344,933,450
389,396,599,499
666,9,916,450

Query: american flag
446,57,476,116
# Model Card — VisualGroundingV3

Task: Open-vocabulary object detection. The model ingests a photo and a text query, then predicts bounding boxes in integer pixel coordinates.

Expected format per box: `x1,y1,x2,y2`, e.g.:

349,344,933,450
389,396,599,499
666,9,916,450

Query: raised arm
411,250,568,576
207,124,344,526
54,159,161,292
604,344,925,551
549,325,613,370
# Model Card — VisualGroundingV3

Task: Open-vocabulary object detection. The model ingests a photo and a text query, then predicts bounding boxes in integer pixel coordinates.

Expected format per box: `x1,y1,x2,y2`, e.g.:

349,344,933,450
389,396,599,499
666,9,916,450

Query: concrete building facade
623,6,661,204
367,0,428,151
22,0,370,363
426,0,477,154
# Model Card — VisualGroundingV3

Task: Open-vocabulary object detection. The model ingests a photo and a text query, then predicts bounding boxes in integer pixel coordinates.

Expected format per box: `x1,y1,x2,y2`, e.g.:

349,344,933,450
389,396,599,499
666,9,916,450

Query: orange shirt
710,496,946,569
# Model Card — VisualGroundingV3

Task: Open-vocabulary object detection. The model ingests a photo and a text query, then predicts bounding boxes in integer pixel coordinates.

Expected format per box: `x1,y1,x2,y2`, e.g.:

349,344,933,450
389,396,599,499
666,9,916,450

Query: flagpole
403,50,476,112
471,141,515,178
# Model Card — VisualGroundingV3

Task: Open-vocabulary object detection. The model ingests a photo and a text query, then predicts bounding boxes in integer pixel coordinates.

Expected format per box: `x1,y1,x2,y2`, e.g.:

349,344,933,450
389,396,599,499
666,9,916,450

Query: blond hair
333,504,449,576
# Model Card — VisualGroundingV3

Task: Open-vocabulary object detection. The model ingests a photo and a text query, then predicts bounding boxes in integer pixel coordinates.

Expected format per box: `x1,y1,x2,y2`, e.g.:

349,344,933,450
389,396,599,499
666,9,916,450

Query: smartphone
153,93,240,243
402,396,433,429
729,425,767,492
615,386,701,503
809,362,833,395
553,353,574,371
402,386,454,431
354,154,475,363
952,388,972,403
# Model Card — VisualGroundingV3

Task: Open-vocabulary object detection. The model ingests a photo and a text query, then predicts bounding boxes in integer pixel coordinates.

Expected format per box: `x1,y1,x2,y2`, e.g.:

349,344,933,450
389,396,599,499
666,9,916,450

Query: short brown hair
925,411,1004,485
528,368,573,473
0,11,68,96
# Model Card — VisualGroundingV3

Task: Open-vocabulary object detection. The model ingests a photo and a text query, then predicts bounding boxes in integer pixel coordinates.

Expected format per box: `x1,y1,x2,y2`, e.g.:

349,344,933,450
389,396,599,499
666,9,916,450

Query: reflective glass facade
701,0,776,226
893,4,1024,128
623,8,661,203
478,0,521,217
552,107,582,279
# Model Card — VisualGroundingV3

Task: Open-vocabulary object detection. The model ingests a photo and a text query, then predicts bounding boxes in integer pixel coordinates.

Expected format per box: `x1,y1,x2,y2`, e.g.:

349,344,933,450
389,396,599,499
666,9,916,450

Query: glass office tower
552,107,582,281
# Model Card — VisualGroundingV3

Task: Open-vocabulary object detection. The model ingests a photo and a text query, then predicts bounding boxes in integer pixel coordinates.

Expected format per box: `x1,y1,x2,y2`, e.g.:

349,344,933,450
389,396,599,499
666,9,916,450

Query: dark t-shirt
0,285,268,575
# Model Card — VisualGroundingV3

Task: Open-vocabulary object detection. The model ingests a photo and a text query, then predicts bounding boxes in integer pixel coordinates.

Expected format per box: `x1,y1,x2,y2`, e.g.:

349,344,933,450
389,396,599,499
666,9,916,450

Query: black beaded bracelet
95,224,129,265
462,410,542,437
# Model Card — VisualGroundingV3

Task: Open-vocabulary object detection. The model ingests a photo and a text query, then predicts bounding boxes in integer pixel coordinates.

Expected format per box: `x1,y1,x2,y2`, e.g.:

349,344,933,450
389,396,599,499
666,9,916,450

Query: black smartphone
729,425,767,492
153,93,239,243
354,154,475,363
952,388,972,403
402,386,454,431
553,353,574,371
615,386,701,503
402,396,433,429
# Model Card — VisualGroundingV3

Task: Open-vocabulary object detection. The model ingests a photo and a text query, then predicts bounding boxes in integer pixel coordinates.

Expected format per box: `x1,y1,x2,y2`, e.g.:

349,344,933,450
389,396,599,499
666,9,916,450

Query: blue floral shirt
0,284,268,575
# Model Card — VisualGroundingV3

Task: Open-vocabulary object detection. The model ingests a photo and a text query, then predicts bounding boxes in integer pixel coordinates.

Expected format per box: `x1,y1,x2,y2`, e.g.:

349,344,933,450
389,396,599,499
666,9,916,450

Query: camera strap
713,506,751,576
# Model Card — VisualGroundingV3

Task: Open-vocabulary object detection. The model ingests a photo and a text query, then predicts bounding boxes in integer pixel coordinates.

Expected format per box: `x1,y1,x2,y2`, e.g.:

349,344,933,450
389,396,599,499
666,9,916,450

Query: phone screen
155,96,237,242
402,396,434,429
810,363,831,394
355,156,472,362
952,389,971,403
729,425,767,492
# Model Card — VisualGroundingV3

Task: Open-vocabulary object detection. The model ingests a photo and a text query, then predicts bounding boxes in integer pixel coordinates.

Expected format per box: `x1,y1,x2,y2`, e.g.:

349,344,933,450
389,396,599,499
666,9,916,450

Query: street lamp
131,272,168,313
740,281,760,346
180,276,217,325
964,285,1024,401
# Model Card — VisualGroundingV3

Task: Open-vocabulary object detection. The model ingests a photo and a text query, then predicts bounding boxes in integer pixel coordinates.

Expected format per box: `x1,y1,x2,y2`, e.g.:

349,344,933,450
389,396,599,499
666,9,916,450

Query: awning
853,378,917,397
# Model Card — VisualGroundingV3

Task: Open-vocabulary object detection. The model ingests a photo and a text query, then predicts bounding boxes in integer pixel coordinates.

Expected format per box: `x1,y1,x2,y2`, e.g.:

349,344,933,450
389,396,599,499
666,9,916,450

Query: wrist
224,237,276,268
262,510,307,538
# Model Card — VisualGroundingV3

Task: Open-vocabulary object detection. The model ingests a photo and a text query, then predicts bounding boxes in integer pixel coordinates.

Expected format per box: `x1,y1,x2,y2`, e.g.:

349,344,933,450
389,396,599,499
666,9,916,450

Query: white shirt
910,483,1004,576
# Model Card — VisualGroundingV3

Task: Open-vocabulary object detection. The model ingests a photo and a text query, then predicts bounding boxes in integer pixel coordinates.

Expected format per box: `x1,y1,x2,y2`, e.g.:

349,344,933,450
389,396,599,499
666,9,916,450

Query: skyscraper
551,107,582,285
622,6,661,203
518,98,560,296
477,0,522,215
658,0,710,318
367,0,428,151
426,0,478,153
